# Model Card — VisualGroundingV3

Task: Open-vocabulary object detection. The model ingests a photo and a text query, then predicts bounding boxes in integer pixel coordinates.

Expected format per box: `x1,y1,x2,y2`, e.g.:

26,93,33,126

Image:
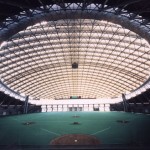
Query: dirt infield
50,134,100,145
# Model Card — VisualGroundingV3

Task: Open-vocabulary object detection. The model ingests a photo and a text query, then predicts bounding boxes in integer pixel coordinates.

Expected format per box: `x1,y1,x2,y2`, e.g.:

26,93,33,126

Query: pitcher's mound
50,134,100,145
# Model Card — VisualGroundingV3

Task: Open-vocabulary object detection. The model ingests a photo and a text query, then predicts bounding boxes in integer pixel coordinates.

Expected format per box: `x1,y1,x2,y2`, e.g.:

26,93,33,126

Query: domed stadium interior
0,0,150,149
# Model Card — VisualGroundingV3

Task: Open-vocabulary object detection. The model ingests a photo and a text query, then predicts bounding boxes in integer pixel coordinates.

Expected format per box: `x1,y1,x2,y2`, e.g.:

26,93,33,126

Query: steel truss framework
0,2,150,100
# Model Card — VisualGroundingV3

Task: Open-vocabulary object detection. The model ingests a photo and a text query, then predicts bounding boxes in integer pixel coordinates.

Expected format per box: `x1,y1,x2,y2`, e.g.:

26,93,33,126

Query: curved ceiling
0,2,150,100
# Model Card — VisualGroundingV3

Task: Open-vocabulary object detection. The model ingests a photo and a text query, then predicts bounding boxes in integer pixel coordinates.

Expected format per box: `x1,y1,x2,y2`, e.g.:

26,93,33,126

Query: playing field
0,112,150,149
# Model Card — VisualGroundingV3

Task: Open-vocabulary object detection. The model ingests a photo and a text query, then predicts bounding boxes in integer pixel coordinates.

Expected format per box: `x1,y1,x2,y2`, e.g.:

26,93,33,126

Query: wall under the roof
29,98,122,105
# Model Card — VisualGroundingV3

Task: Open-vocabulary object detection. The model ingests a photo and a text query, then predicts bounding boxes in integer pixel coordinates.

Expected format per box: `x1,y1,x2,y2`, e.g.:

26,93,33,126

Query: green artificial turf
0,111,150,146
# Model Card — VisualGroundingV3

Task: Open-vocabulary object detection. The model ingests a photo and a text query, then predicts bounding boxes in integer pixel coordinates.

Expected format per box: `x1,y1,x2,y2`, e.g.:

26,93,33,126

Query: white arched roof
0,3,150,100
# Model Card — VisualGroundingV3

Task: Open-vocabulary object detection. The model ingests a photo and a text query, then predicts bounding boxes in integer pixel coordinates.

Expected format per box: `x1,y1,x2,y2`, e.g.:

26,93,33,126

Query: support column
122,94,128,112
24,96,29,114
46,105,47,112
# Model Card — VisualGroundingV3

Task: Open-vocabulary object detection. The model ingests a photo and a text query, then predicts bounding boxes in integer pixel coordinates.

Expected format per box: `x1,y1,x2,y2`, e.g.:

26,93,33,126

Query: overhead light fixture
72,62,78,69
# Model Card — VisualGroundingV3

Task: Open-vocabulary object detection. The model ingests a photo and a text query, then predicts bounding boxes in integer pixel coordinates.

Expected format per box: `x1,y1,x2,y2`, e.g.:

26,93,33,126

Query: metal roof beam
0,0,30,9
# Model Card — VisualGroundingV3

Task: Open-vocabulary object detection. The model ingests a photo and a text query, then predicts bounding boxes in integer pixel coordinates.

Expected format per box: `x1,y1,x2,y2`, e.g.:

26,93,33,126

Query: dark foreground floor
0,111,150,149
